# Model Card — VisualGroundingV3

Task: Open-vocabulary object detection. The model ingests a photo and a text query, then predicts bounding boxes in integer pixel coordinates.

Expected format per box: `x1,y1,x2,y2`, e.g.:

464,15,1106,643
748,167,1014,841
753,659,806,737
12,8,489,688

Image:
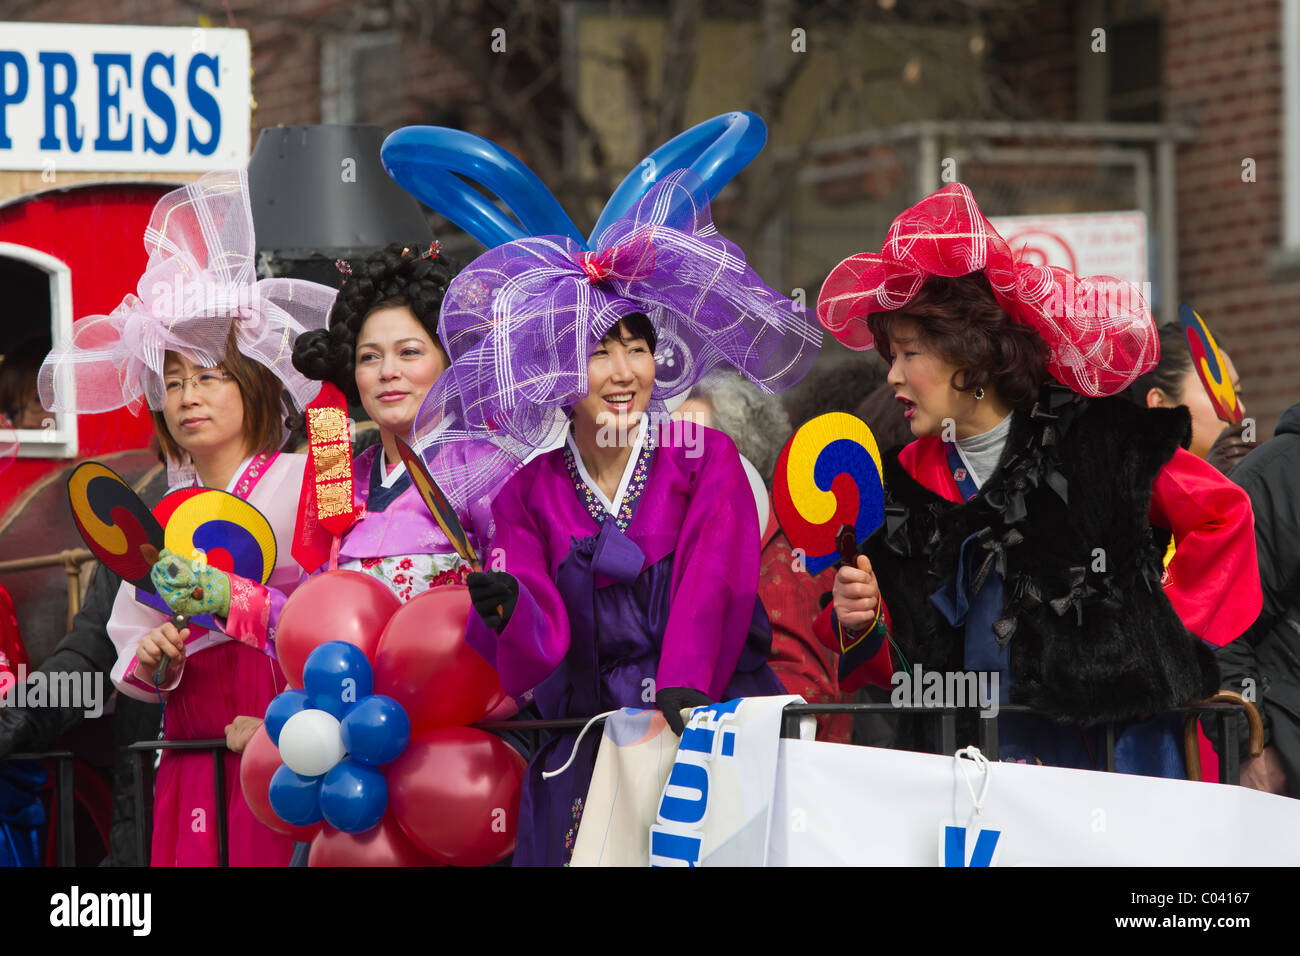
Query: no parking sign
990,210,1148,290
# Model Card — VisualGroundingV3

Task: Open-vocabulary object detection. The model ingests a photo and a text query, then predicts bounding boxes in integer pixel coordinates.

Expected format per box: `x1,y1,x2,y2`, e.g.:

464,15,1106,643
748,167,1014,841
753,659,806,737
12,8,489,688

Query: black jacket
863,386,1219,732
1217,402,1300,796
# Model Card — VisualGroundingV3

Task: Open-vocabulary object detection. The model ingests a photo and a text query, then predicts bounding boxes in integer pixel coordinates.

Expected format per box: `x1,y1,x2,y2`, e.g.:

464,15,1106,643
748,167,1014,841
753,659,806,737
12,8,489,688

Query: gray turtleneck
955,413,1013,488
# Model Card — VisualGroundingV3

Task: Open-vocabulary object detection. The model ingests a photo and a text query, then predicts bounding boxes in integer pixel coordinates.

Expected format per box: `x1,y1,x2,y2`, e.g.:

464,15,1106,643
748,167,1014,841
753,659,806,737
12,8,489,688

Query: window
0,243,77,458
1105,11,1162,122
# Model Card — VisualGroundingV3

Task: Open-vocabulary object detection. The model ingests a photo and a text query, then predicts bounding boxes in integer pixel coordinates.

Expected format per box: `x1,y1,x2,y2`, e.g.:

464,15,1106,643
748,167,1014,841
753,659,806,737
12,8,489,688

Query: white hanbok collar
222,455,254,493
379,453,408,489
566,415,649,517
171,454,256,493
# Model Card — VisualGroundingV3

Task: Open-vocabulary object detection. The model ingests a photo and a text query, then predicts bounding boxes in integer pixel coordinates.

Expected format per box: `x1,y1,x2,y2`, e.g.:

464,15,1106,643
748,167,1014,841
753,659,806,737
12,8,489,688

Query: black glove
0,707,38,760
467,571,519,630
1206,420,1258,477
656,686,712,736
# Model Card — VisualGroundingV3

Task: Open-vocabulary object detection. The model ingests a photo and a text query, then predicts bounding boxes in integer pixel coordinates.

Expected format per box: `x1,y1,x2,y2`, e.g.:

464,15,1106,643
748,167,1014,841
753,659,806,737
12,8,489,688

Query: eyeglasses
163,369,232,396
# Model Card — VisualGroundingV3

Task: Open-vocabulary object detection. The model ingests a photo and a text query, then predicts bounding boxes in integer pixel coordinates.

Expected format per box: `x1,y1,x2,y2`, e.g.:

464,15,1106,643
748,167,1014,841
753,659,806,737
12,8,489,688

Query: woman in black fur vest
813,184,1262,776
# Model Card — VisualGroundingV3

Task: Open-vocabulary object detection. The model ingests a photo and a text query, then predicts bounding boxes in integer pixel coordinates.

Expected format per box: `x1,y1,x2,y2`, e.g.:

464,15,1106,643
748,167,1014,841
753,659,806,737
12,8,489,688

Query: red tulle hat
816,183,1157,397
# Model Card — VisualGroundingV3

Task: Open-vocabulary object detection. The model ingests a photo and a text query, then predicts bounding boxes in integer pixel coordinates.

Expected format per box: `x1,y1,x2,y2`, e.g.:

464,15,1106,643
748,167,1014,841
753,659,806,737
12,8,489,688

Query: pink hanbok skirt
149,640,294,866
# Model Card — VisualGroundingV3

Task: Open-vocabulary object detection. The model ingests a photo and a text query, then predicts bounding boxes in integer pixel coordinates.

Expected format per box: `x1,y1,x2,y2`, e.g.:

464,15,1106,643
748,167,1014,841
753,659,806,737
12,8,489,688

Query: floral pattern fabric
562,796,584,867
562,439,654,534
342,552,473,603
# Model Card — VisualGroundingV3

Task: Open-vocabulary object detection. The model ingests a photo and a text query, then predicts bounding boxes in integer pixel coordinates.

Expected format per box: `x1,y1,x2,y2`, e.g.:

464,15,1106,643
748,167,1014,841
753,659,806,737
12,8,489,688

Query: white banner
0,22,250,172
573,698,1300,865
771,739,1300,866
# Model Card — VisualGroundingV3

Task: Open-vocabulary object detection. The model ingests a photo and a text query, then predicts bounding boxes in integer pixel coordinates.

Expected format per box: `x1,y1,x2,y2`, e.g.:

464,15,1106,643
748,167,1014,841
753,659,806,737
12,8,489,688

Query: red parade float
0,178,182,864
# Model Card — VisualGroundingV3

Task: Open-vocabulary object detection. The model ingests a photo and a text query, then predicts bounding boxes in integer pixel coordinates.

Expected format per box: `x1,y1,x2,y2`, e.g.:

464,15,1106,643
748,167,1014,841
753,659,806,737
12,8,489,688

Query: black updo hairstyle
1121,321,1194,406
292,242,460,404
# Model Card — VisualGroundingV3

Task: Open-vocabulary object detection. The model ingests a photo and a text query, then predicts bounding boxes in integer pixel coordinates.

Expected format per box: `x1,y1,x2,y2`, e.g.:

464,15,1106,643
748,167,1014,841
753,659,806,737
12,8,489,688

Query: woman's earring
974,387,985,401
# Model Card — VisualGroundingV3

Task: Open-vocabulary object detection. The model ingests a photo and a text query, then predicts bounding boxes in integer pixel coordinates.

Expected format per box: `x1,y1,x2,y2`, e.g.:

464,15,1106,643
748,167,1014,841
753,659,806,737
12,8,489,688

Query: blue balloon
319,759,388,834
268,765,324,827
589,110,767,244
263,689,312,746
382,113,765,254
340,695,412,767
382,126,584,250
302,641,373,719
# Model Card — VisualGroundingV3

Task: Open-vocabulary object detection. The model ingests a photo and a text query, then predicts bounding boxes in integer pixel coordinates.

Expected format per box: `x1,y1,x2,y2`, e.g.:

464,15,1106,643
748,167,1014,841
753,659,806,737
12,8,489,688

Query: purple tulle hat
410,169,822,510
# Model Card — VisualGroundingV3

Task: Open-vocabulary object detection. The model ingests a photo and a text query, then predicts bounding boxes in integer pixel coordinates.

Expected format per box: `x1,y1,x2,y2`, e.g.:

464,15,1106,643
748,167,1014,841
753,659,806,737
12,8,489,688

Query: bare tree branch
654,0,701,146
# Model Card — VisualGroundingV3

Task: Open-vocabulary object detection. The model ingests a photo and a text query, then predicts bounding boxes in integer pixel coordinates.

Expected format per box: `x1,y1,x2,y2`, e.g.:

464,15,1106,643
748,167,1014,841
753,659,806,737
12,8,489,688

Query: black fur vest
862,384,1220,727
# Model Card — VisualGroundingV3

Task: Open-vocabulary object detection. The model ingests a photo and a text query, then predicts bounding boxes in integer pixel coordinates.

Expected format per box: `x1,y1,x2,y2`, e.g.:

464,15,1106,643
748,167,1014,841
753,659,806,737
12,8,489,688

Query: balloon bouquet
240,574,523,866
241,111,769,866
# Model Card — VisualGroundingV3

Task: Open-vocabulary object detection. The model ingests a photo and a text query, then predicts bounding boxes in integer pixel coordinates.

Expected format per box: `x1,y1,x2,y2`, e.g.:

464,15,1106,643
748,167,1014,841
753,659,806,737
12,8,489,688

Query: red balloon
308,812,441,867
388,727,525,867
277,570,401,687
238,724,324,842
373,586,506,732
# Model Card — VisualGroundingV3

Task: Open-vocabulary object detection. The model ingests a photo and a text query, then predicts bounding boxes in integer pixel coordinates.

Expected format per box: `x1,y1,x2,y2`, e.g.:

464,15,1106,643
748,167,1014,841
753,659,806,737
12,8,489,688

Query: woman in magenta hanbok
38,172,335,865
413,171,822,864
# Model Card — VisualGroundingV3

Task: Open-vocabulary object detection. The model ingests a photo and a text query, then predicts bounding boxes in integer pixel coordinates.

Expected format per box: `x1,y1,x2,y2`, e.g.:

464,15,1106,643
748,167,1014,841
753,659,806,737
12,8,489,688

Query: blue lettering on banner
942,825,1001,867
141,52,176,154
185,53,220,156
39,51,83,151
0,51,28,149
649,830,702,866
649,698,743,867
93,52,131,151
658,763,708,825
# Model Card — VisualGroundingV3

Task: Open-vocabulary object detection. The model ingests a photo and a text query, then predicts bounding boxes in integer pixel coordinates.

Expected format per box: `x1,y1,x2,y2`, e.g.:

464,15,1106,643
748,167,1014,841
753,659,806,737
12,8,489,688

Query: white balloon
278,709,346,777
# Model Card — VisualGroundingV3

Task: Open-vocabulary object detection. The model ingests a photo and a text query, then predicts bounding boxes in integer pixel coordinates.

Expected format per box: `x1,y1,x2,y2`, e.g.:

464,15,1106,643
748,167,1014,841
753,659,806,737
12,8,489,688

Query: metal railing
6,749,78,866
480,699,1259,783
12,695,1258,866
126,738,228,867
0,548,94,632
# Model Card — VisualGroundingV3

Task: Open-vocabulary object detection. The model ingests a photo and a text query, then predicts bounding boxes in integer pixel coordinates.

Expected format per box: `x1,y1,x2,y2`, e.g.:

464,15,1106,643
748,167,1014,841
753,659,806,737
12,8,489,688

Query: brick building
4,0,1296,430
990,0,1300,435
1164,0,1300,435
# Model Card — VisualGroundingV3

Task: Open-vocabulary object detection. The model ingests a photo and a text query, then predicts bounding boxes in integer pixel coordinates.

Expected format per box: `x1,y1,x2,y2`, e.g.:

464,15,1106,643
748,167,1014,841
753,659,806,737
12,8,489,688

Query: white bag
571,695,806,867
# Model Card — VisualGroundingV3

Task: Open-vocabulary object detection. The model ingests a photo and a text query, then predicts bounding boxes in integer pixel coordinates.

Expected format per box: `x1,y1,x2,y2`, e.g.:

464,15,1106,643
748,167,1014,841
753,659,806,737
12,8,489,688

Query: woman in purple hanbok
412,171,823,864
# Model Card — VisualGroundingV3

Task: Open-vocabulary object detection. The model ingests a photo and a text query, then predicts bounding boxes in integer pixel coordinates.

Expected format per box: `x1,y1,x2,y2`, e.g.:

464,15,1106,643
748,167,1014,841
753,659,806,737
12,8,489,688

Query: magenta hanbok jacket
467,420,782,865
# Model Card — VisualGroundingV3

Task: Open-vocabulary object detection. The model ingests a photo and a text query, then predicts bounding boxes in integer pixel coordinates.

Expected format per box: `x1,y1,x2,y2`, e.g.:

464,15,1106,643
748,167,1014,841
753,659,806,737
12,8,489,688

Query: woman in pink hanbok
38,171,335,866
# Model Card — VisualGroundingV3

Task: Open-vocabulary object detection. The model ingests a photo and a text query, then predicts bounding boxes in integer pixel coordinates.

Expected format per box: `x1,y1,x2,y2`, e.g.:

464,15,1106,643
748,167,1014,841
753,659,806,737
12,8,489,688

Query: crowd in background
0,171,1296,867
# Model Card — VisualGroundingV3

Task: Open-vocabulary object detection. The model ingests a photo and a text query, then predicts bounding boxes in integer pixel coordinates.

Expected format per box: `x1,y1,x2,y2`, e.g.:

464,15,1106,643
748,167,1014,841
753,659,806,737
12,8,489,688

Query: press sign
0,22,250,172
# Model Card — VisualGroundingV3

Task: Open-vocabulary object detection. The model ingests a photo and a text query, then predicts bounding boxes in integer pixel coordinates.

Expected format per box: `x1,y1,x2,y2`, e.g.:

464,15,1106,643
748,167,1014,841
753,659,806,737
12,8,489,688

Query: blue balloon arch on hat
379,110,767,251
